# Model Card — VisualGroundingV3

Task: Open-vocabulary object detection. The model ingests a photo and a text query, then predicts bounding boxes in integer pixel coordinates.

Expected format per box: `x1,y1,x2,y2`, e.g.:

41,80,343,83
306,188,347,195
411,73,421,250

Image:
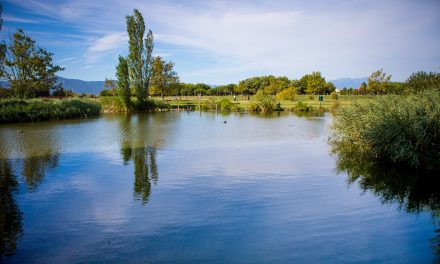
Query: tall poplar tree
126,9,153,105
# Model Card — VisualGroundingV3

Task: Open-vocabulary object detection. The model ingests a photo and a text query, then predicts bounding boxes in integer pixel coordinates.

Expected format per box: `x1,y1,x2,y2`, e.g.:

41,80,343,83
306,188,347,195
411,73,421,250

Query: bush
99,89,115,97
292,101,311,112
330,90,440,170
231,104,244,112
331,91,338,100
100,96,126,112
219,98,233,111
254,90,276,111
203,97,218,111
0,99,101,123
276,86,297,101
247,103,261,111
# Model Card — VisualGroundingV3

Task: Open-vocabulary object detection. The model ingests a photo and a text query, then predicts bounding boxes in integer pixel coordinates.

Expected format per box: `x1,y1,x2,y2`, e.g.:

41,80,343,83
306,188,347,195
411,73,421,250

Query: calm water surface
0,112,438,263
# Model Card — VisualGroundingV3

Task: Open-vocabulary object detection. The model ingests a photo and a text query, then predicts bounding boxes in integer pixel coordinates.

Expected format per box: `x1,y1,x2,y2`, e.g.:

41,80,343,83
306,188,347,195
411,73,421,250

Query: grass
0,98,101,123
146,94,377,112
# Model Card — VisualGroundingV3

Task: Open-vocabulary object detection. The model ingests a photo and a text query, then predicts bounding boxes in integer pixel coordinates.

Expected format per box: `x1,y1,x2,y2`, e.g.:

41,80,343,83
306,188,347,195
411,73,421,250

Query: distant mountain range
329,77,367,89
0,76,105,95
56,76,105,95
1,76,367,94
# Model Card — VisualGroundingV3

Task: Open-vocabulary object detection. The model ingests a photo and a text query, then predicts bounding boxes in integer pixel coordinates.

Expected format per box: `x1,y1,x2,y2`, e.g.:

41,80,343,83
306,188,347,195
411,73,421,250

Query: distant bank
1,77,368,96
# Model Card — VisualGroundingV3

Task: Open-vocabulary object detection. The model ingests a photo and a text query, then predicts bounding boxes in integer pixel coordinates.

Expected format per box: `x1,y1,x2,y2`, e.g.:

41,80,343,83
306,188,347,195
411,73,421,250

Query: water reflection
0,159,22,256
0,126,61,256
332,148,440,256
118,114,173,204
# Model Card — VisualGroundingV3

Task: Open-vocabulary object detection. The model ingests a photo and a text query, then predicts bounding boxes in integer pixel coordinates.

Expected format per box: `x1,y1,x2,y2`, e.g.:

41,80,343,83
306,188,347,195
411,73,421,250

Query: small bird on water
223,120,227,123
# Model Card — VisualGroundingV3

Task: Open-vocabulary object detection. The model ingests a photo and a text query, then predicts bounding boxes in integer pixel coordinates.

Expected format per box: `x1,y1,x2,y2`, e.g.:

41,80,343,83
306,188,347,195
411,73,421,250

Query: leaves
2,29,64,98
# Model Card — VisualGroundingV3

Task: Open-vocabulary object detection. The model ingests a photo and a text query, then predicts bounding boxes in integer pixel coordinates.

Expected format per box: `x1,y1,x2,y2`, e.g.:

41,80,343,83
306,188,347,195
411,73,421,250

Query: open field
143,94,378,111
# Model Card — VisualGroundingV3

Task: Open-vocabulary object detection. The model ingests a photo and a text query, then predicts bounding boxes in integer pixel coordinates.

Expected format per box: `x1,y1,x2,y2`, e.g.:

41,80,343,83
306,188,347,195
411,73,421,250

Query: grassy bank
330,90,440,170
0,98,101,123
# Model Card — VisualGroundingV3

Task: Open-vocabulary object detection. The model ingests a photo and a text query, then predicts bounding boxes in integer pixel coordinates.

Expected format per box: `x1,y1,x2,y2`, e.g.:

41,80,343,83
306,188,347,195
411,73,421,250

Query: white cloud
88,32,128,52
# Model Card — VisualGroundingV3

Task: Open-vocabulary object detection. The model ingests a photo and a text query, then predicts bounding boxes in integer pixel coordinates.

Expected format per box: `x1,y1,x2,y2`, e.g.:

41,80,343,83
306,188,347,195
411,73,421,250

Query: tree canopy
2,29,64,98
150,56,179,99
126,9,153,104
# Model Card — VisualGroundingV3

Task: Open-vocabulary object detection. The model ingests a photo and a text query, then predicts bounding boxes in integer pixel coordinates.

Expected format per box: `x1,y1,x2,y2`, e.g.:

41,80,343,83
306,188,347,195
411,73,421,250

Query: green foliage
292,101,312,112
237,75,290,95
325,82,336,94
247,102,261,111
0,87,12,98
2,29,64,98
0,99,101,123
405,71,440,93
99,89,114,97
276,86,297,101
116,56,131,108
330,91,338,100
99,96,125,112
150,56,179,98
358,82,368,95
367,69,392,94
300,72,327,95
201,97,218,111
0,5,6,77
126,9,153,104
219,98,233,111
331,90,440,170
254,90,276,111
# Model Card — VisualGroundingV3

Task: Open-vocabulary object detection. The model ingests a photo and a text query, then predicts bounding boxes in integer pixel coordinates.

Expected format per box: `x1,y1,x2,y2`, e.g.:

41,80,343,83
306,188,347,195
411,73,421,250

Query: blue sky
1,0,439,84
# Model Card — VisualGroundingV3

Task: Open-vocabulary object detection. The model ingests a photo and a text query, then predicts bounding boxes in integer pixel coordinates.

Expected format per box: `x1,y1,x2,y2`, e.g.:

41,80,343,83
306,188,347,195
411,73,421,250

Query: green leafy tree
0,5,6,79
367,69,391,94
405,71,440,93
358,82,367,95
3,29,64,98
116,56,131,108
325,82,336,95
150,56,179,99
126,9,153,104
276,86,297,101
301,72,326,95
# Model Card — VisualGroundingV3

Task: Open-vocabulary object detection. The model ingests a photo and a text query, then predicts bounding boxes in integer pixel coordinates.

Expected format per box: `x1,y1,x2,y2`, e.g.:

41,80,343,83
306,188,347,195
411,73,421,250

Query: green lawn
143,94,378,111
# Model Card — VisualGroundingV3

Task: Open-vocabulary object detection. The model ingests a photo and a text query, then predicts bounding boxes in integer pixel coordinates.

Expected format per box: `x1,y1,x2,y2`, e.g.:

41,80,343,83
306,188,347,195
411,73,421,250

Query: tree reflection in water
0,159,22,256
333,148,440,257
0,126,60,257
119,114,164,204
122,146,158,204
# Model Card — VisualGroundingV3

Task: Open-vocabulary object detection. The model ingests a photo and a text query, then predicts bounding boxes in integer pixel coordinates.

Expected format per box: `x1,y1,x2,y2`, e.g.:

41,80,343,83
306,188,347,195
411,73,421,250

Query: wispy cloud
88,32,128,52
2,15,40,24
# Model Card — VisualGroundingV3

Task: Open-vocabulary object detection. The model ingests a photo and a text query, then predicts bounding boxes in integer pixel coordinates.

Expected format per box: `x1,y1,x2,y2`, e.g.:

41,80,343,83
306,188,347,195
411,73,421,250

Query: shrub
292,101,311,112
247,103,261,112
276,86,297,101
231,104,244,112
330,90,440,170
0,99,101,123
330,91,338,100
219,98,233,111
203,97,218,111
254,90,276,111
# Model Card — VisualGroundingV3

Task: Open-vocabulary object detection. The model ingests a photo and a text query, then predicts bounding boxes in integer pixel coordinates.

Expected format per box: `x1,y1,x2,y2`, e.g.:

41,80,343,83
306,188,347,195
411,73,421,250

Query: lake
0,112,438,263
